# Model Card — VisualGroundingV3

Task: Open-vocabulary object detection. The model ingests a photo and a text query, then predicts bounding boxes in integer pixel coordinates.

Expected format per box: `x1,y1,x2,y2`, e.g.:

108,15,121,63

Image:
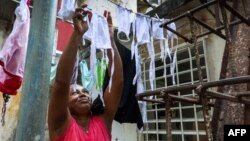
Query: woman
48,4,123,141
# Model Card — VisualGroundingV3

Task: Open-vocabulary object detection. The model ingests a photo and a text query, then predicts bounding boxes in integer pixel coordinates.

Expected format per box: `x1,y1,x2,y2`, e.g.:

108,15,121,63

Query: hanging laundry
167,22,178,39
83,13,114,101
152,18,171,78
116,5,133,41
166,20,178,53
135,15,151,45
165,21,178,85
170,50,177,85
27,0,31,6
79,60,93,92
58,0,76,21
131,14,150,94
96,59,107,90
70,51,79,92
145,18,155,91
102,37,143,129
0,0,30,95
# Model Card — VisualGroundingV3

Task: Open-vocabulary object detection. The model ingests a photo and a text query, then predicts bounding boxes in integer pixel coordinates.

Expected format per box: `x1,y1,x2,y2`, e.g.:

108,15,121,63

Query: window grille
140,41,211,141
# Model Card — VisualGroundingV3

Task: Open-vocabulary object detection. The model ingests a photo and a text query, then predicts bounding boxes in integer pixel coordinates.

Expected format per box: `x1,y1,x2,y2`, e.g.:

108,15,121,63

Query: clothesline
107,0,151,18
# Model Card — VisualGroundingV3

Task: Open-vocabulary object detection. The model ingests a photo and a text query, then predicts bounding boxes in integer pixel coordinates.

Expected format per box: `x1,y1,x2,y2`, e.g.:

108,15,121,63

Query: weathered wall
0,92,21,141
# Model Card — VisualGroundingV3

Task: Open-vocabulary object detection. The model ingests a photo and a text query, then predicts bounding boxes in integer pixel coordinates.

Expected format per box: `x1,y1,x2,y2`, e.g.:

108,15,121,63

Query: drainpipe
15,0,57,140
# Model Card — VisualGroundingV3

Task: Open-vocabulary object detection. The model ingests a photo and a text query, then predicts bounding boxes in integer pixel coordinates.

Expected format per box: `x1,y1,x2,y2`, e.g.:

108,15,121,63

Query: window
140,41,211,141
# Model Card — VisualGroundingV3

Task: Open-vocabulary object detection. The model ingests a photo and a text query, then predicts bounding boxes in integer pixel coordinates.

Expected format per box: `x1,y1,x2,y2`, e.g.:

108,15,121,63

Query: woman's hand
104,10,114,39
73,4,92,35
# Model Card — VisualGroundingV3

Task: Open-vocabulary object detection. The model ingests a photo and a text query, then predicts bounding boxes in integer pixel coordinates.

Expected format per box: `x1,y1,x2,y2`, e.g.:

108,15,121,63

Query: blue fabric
79,60,93,92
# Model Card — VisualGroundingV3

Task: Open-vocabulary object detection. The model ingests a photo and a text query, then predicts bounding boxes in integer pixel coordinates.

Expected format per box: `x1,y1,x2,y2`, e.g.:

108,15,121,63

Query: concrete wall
205,34,226,82
0,92,21,141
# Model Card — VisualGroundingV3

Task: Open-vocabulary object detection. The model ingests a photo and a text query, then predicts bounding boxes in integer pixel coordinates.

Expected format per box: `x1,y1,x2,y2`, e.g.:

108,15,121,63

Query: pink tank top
54,116,111,141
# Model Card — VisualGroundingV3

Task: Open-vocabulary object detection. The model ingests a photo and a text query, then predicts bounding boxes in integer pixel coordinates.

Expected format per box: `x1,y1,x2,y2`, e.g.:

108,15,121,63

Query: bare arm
48,5,90,139
102,11,124,128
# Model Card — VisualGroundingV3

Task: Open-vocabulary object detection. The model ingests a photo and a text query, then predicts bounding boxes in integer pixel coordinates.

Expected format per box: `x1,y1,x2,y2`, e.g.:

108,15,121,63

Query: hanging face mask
152,18,164,40
94,15,112,49
84,14,111,49
116,5,133,42
58,0,76,21
83,13,114,104
167,22,178,39
136,14,151,45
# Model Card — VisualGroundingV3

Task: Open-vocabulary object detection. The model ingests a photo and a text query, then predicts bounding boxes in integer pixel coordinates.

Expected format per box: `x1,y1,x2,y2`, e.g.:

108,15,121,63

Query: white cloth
83,13,114,94
145,18,155,91
131,14,151,95
170,50,177,85
58,0,76,20
135,15,150,45
152,18,171,78
116,5,133,41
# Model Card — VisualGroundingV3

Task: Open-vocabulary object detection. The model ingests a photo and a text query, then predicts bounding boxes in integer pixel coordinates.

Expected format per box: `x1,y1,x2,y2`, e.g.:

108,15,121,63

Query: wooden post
15,0,57,140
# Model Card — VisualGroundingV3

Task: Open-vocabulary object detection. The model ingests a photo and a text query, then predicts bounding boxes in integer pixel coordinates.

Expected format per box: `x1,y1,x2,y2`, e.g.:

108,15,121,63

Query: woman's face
68,85,92,115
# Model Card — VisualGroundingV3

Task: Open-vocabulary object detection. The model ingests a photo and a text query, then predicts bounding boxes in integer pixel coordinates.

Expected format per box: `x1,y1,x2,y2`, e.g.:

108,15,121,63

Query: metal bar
224,3,250,26
219,0,232,42
136,84,197,98
202,76,250,88
188,14,226,40
206,91,250,104
190,17,213,140
163,25,192,43
136,75,250,98
139,98,165,104
169,94,199,103
164,92,172,141
14,0,57,140
142,0,156,9
160,0,217,26
215,1,222,26
197,19,242,38
232,91,250,97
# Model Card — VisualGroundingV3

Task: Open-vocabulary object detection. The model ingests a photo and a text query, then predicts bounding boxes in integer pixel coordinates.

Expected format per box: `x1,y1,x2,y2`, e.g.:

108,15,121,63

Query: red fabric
27,0,31,6
54,116,111,141
0,5,30,95
56,20,74,52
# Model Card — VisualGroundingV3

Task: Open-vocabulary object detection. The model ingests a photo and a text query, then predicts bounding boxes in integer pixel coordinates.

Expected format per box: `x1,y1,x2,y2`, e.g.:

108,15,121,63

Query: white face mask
83,13,114,98
84,14,111,49
135,15,151,45
116,5,133,42
58,0,76,21
152,18,164,40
